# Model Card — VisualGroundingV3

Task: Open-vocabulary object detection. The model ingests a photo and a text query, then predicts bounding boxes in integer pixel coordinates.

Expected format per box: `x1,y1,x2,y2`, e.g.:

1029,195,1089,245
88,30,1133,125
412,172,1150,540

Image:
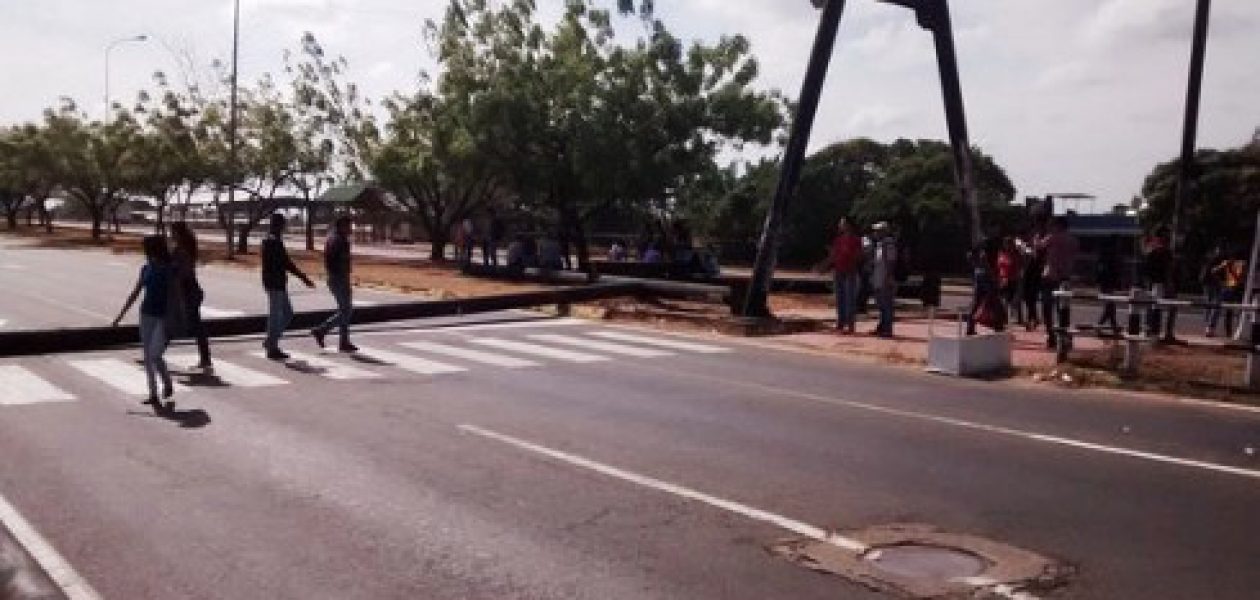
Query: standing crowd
112,213,360,414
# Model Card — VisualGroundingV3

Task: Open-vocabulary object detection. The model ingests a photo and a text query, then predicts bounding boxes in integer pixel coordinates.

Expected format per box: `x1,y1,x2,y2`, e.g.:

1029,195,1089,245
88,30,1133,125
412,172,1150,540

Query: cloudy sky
2,0,1258,211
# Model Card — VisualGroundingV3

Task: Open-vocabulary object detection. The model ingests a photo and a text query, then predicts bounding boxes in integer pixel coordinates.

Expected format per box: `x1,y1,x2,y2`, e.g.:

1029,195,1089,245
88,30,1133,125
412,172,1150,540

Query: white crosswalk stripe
168,355,288,387
588,331,730,354
471,338,609,363
0,366,75,405
253,351,381,380
68,358,188,396
526,334,674,358
399,341,540,368
199,306,246,318
354,346,467,375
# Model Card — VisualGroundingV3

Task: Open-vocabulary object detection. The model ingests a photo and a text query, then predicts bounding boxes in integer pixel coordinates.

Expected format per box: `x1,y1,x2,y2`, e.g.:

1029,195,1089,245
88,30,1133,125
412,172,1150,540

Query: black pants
1098,302,1120,333
186,296,212,366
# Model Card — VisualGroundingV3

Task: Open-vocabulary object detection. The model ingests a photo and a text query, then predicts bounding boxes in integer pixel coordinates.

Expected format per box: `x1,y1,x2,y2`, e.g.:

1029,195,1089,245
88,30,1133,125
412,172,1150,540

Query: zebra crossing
0,329,731,407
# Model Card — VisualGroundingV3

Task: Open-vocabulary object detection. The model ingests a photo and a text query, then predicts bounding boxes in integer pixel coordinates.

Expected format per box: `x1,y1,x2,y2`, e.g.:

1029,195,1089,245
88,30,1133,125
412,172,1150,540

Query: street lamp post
104,34,148,117
226,0,241,260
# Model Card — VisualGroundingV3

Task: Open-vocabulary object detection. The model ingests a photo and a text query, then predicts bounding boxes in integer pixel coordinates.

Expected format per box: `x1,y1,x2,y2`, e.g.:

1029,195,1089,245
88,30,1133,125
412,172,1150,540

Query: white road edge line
459,424,868,552
459,424,1039,600
0,493,102,600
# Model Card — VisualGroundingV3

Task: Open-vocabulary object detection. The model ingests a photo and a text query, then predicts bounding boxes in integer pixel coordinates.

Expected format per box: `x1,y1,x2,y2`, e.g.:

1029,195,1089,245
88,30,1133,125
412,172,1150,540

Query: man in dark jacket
262,214,315,360
311,216,357,352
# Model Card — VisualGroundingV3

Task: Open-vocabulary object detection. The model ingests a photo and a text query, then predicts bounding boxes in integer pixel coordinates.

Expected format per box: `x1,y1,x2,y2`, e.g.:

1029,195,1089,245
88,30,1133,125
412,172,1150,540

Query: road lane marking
168,355,287,387
0,263,28,270
353,346,467,375
471,338,609,363
589,331,730,354
459,424,868,552
199,306,246,318
399,341,539,368
0,492,102,600
461,424,1041,600
352,299,378,308
253,351,381,380
645,365,1260,482
0,318,7,328
526,334,674,358
68,358,188,396
0,366,75,405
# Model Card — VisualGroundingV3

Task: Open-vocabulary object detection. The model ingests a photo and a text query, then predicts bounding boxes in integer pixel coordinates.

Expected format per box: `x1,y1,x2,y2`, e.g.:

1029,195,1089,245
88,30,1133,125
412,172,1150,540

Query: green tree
41,101,141,240
1142,144,1260,269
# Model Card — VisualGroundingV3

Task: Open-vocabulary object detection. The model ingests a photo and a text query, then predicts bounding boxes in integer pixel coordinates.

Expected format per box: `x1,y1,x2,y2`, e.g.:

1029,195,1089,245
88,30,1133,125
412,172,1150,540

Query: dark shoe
338,342,359,353
197,359,214,370
311,328,326,349
266,348,290,361
142,396,165,414
162,384,174,399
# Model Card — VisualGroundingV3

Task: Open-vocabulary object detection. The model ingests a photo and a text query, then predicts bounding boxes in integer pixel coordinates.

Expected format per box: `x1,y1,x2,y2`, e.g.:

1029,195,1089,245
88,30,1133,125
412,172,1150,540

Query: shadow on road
127,405,212,429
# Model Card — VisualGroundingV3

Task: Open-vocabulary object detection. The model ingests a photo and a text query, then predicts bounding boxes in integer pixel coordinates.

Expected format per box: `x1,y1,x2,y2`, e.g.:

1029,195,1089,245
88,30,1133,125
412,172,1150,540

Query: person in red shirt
996,236,1023,325
829,218,864,333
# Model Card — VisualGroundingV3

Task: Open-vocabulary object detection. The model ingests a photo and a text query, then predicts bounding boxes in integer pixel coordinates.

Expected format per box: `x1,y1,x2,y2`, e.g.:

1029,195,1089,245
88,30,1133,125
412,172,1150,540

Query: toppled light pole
741,0,848,318
741,0,981,318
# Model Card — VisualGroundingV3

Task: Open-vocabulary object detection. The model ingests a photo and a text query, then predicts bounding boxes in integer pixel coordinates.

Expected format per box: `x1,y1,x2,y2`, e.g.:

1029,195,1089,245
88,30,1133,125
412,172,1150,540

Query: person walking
1208,250,1247,338
869,222,898,338
966,236,1004,336
1201,245,1224,337
483,210,505,267
1095,235,1123,337
311,216,357,353
262,214,315,360
170,221,212,370
1141,228,1173,337
1037,216,1079,348
1021,231,1044,331
112,235,178,413
996,236,1023,326
828,218,863,334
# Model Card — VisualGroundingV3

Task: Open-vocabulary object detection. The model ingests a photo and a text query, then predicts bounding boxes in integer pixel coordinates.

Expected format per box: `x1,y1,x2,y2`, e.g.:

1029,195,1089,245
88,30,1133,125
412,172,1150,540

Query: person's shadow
129,403,212,429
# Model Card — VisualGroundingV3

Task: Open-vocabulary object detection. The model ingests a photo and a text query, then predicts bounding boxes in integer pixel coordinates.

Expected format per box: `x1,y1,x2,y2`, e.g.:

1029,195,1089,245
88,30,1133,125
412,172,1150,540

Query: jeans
875,285,895,336
317,278,353,344
139,314,171,398
833,271,859,329
265,288,294,350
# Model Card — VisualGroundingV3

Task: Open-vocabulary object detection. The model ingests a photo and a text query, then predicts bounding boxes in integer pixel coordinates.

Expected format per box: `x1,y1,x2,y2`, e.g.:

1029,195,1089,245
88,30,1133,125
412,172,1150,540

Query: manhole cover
864,544,989,581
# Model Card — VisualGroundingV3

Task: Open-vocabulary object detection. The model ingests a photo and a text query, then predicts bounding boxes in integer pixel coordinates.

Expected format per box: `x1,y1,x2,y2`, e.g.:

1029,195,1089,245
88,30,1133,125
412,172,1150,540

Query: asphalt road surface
3,239,1260,599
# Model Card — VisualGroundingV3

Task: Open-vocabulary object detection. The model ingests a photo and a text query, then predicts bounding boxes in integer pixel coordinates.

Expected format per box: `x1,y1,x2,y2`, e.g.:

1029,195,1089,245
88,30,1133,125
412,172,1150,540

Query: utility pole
741,0,848,318
1170,0,1213,279
226,0,240,260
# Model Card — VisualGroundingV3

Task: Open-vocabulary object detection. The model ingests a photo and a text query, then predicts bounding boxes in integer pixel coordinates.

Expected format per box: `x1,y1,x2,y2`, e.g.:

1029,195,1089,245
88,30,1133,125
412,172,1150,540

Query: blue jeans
875,285,895,335
139,314,171,398
317,278,353,344
265,289,293,350
834,272,859,329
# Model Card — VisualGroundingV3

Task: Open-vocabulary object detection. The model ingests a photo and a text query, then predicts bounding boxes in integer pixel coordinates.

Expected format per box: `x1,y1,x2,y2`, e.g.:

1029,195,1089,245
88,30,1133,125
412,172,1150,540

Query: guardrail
1051,289,1260,387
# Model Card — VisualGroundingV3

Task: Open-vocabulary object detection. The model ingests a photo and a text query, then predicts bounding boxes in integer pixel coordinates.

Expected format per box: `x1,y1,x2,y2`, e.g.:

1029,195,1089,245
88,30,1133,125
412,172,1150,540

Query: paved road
3,242,1260,599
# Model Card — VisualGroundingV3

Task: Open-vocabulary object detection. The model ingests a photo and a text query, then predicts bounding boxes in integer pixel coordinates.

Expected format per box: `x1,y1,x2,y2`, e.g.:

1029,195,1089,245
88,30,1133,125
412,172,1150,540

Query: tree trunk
90,208,104,240
5,211,17,230
38,199,53,234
